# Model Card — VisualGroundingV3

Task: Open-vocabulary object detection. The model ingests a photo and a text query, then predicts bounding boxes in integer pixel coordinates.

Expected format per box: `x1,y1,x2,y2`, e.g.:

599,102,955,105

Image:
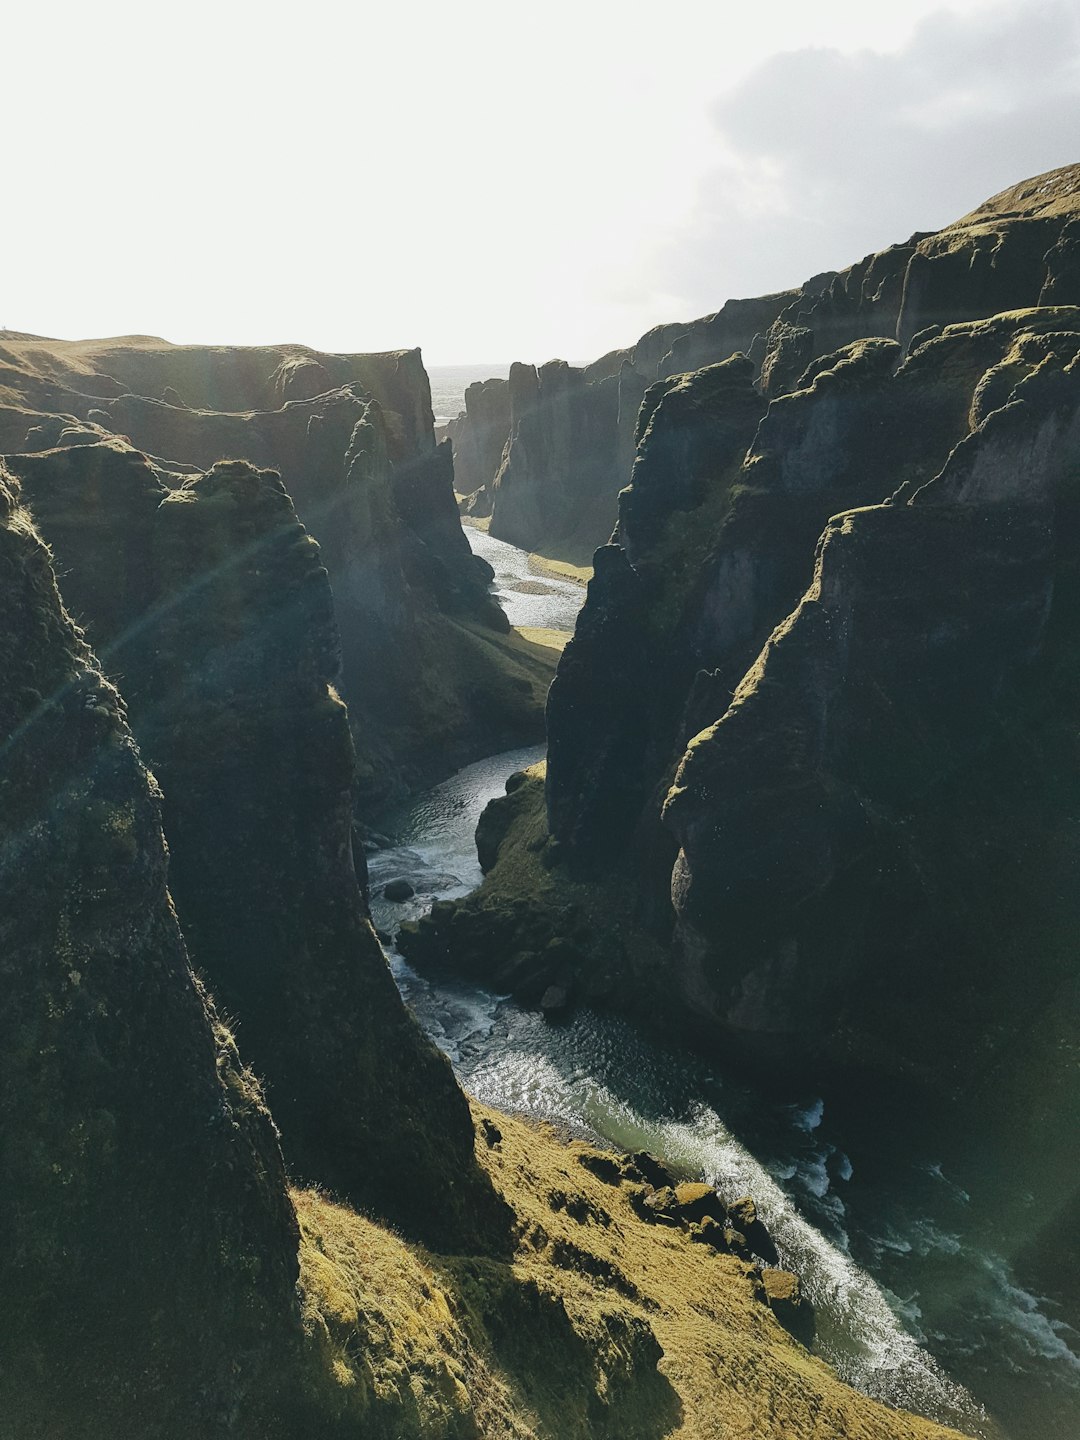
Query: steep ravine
368,536,1070,1440
2,471,964,1440
369,731,1025,1440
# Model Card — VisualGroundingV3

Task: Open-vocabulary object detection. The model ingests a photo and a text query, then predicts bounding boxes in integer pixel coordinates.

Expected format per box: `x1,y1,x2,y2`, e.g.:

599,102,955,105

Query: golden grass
294,1107,965,1440
527,551,592,585
515,626,570,652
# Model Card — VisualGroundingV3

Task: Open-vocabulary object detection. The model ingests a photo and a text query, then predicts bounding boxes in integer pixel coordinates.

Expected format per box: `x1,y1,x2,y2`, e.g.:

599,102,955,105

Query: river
367,529,1078,1440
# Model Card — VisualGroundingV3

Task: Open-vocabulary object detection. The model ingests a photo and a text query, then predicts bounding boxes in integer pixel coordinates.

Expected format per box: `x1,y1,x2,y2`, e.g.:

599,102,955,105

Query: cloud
660,1,1080,310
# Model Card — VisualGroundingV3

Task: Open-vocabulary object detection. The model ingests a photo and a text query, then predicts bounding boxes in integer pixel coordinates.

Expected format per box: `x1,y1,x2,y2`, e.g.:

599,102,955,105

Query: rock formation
5,441,503,1249
0,465,303,1434
0,459,965,1439
0,335,551,803
445,374,511,504
448,163,1080,563
487,359,622,560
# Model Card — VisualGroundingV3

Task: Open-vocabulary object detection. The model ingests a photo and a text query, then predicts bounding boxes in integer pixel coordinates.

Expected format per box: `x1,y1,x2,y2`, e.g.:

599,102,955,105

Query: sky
4,0,1079,366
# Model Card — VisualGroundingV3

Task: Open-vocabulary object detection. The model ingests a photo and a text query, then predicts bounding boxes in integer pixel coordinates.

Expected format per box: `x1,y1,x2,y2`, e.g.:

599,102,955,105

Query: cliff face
449,164,1080,562
422,207,1080,1106
665,337,1080,1063
7,441,504,1250
0,463,968,1440
447,374,511,504
486,359,622,561
457,309,1079,1062
0,466,303,1434
0,335,549,802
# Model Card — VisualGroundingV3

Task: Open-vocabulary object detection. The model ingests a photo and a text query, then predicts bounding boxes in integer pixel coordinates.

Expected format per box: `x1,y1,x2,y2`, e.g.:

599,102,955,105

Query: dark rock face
450,375,511,501
447,164,1080,562
665,329,1080,1072
546,313,1080,886
488,359,622,558
545,356,768,871
0,335,544,803
7,443,504,1250
0,467,302,1433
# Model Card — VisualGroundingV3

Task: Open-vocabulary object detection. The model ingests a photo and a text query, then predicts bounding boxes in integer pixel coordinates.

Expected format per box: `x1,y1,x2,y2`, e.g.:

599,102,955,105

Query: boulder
761,1269,816,1348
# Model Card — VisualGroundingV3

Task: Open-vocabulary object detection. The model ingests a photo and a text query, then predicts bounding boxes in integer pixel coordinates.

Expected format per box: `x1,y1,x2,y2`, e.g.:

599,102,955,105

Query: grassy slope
295,1106,964,1440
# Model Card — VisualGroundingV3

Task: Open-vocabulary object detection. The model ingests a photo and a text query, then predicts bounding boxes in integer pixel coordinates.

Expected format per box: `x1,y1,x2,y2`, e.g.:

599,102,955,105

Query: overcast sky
5,1,1078,365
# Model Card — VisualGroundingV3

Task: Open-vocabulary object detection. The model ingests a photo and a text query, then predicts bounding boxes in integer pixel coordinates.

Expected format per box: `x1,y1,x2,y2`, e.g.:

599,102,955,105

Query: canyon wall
6,440,503,1250
0,466,304,1434
0,443,962,1440
409,171,1080,1343
0,336,551,803
449,163,1080,563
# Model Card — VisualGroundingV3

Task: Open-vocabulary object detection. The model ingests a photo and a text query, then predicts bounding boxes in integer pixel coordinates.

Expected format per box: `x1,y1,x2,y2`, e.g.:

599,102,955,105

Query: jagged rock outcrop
0,466,303,1433
6,442,505,1249
449,163,1080,563
0,335,550,802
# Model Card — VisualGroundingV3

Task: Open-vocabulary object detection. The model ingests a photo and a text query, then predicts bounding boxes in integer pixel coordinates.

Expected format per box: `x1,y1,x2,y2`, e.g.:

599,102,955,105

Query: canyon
3,161,1080,1439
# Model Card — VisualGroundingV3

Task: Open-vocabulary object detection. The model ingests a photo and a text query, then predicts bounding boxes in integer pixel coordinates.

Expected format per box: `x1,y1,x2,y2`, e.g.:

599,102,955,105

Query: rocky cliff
430,305,1080,1067
449,163,1080,562
410,195,1080,1423
5,440,503,1249
0,466,966,1439
0,466,303,1434
0,335,552,802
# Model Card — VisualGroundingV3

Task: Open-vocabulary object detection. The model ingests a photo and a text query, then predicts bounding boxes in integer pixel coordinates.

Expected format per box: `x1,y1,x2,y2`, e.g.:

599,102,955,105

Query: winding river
367,529,1078,1440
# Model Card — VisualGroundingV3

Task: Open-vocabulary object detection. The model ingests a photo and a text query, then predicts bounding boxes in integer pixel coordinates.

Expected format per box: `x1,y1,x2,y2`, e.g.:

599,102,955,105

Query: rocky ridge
449,162,1080,562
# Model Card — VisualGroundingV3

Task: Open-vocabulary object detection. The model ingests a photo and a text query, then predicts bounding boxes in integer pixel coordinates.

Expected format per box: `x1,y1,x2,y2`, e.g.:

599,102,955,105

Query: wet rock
383,878,415,902
642,1187,681,1224
689,1215,729,1252
481,1117,503,1148
540,983,571,1017
577,1150,624,1185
